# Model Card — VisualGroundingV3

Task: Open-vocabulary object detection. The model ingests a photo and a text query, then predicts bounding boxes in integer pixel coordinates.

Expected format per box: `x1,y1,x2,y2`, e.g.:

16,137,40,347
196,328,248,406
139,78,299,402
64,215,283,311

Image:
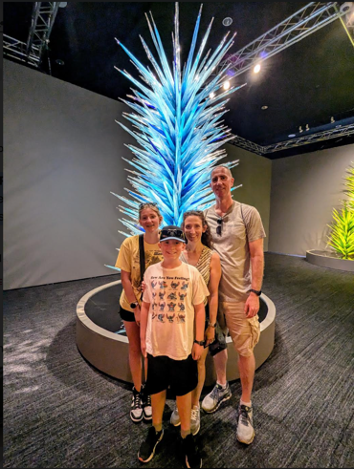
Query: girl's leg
124,320,142,391
191,347,209,408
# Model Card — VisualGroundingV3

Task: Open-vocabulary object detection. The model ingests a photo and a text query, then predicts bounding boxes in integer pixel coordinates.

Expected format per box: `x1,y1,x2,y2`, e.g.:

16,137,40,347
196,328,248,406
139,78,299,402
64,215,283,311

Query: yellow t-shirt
115,235,163,312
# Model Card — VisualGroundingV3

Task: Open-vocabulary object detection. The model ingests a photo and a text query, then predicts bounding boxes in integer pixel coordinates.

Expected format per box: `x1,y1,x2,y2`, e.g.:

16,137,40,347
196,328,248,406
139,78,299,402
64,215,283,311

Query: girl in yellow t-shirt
115,203,163,422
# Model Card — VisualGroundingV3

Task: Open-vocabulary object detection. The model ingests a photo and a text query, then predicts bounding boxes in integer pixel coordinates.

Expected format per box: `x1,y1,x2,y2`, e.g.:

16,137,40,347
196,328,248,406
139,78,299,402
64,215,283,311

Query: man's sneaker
130,386,143,423
141,384,152,421
182,434,202,469
236,404,255,445
138,427,164,463
191,405,200,436
201,383,232,413
170,402,181,426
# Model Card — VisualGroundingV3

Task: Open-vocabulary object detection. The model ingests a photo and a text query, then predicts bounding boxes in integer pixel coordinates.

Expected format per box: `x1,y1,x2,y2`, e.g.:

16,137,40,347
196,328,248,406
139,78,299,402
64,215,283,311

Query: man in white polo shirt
202,165,266,445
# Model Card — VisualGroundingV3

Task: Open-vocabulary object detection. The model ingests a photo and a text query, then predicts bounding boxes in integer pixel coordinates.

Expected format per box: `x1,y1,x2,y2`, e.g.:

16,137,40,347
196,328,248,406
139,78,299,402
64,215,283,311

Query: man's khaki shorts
219,301,260,357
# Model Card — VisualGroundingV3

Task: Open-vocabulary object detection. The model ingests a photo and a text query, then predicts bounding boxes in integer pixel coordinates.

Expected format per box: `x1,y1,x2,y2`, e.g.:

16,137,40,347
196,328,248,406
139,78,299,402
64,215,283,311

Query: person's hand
205,326,215,346
192,343,203,360
141,337,147,358
134,305,141,326
141,281,146,292
244,293,259,318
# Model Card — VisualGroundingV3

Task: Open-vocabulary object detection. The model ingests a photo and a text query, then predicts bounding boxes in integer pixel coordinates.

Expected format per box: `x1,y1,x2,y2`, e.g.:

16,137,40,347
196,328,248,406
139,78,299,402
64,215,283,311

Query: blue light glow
112,3,244,235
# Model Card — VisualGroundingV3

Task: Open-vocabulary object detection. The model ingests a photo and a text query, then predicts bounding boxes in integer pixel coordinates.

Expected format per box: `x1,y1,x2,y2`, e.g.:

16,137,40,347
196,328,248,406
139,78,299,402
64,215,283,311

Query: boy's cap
160,225,186,243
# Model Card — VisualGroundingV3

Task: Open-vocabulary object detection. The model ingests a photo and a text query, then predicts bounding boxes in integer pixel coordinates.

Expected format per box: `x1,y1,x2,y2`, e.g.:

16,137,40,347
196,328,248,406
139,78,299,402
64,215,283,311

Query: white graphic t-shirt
143,261,209,360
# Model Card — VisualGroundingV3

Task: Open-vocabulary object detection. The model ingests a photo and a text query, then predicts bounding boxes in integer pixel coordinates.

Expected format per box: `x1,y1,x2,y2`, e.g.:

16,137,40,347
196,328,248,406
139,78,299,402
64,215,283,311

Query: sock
181,429,191,439
153,423,162,433
192,404,200,410
240,399,252,408
217,381,227,389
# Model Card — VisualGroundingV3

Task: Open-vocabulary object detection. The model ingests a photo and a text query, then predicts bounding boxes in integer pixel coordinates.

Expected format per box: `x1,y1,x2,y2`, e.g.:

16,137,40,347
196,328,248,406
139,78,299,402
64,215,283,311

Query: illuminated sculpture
327,163,354,260
111,2,245,237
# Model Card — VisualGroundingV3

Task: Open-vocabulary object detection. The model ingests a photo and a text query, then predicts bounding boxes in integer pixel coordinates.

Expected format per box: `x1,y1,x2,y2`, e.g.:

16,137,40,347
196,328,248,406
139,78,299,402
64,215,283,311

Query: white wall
269,144,354,256
223,144,272,251
4,60,132,290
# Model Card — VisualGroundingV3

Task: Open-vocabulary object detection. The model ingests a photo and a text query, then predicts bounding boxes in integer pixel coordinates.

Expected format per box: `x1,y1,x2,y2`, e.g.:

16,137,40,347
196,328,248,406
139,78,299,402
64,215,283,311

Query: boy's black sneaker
182,434,202,469
138,427,164,463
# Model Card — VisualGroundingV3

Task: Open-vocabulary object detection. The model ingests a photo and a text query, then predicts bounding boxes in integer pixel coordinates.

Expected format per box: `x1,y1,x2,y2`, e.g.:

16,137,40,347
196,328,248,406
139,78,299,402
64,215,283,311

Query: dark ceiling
4,2,354,158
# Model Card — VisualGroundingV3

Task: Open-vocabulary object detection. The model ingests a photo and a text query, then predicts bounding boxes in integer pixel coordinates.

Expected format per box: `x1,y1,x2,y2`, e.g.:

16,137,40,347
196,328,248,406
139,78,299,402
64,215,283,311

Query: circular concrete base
76,281,276,385
306,250,354,272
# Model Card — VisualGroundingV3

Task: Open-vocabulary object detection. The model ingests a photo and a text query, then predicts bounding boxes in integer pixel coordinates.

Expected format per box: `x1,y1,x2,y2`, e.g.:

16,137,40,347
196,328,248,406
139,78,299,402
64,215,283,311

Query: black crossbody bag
139,234,145,300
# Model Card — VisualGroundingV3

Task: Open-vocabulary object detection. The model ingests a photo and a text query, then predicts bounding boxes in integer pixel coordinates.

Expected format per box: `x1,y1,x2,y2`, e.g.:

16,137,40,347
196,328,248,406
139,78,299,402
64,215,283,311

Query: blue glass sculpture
112,3,244,237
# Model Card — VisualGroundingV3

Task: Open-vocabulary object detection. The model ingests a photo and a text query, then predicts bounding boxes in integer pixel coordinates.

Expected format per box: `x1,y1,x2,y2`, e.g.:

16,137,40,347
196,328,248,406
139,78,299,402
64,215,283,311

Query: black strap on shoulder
139,234,145,280
139,234,145,301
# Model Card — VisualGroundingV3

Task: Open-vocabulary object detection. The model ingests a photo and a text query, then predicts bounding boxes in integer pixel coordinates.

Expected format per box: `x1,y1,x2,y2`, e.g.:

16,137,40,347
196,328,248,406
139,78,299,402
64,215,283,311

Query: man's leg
238,353,255,403
201,348,232,413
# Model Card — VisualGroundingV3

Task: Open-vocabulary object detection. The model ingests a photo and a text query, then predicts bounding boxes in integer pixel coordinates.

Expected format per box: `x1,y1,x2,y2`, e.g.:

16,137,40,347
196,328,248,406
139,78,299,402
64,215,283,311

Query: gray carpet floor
3,253,354,469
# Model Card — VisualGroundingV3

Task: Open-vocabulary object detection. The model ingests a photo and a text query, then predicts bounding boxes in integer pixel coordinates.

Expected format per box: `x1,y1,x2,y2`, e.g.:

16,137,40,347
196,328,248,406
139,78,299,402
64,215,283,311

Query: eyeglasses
216,218,223,236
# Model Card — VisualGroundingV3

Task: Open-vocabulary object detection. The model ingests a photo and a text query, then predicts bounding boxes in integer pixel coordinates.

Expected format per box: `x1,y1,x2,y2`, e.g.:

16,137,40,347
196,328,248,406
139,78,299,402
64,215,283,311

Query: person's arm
205,252,222,346
244,238,264,318
192,302,206,360
120,269,141,325
140,301,150,358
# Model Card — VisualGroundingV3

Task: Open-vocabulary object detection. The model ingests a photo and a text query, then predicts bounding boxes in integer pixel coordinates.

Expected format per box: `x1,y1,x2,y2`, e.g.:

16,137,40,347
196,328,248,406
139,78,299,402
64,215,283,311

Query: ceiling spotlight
261,105,268,110
253,63,261,74
222,17,233,27
331,116,335,123
305,124,310,131
55,59,65,65
288,134,296,138
299,126,303,133
210,91,216,99
223,80,231,90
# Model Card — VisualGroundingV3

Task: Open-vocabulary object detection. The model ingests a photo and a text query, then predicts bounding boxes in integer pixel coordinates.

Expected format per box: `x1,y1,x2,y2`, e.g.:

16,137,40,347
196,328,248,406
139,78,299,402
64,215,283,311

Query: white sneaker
236,404,255,444
201,382,232,413
130,387,143,423
191,405,200,436
170,402,181,426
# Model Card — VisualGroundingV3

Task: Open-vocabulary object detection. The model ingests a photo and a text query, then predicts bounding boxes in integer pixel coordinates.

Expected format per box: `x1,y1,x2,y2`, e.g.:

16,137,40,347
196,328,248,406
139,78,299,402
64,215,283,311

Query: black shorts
146,354,198,397
120,307,135,322
204,304,227,357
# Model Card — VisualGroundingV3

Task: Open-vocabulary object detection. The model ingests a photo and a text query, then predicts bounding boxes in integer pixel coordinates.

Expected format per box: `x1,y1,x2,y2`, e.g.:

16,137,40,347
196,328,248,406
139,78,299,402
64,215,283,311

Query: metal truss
230,124,354,155
336,2,354,47
3,2,59,68
220,2,350,78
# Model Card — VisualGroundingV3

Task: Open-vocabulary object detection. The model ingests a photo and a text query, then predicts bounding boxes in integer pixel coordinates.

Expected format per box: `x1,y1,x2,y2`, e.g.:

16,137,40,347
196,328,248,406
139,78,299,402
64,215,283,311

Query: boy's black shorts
146,354,198,397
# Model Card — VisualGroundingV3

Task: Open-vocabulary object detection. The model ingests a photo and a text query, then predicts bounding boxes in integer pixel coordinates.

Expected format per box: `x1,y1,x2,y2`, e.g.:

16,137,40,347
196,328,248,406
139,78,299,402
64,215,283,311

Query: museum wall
268,144,354,256
222,144,272,252
4,60,131,290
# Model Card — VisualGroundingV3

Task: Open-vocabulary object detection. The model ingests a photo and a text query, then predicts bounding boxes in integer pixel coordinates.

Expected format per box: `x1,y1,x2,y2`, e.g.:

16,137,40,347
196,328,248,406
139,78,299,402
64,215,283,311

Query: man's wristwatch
130,301,139,309
208,322,217,328
249,289,262,296
194,339,205,346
